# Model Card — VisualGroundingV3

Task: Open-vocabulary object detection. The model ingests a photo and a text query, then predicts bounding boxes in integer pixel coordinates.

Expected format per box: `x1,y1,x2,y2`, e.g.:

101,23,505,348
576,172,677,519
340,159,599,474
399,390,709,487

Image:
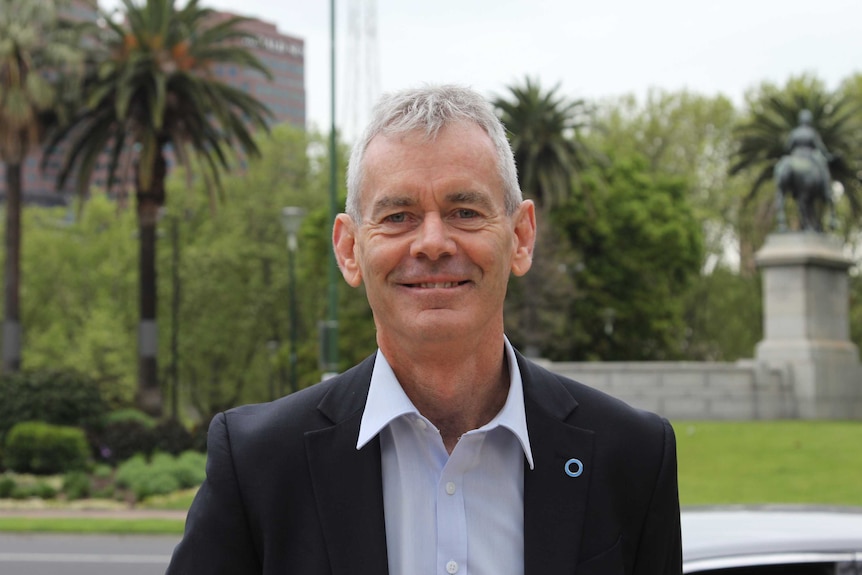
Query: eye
454,208,479,219
384,212,408,224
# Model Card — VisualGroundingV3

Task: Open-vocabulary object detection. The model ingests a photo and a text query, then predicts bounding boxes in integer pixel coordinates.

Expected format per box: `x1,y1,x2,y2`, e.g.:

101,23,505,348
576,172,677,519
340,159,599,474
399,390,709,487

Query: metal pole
170,215,180,419
325,0,340,378
288,233,298,393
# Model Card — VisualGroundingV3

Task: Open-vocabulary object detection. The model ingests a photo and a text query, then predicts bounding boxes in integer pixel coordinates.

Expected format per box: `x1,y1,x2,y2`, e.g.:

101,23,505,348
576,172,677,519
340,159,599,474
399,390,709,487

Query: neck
380,336,510,453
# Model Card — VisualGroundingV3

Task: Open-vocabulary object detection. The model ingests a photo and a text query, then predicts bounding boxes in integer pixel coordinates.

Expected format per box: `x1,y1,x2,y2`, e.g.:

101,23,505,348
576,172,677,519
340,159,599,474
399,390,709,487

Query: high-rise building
212,12,306,128
0,2,306,206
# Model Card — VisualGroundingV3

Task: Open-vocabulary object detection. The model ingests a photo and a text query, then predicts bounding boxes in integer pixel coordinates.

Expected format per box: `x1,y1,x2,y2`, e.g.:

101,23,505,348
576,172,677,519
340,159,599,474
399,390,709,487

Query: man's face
334,121,535,348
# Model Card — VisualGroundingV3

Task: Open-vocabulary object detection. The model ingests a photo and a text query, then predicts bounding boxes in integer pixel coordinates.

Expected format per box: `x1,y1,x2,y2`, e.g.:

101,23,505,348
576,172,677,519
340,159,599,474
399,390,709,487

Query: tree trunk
135,150,167,416
2,163,22,373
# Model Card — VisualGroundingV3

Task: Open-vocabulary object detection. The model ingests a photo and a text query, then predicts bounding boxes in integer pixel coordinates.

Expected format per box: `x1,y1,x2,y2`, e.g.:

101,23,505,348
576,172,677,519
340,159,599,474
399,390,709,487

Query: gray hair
345,84,521,222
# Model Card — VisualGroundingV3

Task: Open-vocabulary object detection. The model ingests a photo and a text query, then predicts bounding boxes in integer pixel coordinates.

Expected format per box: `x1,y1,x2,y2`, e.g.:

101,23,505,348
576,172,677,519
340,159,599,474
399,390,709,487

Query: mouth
404,280,470,289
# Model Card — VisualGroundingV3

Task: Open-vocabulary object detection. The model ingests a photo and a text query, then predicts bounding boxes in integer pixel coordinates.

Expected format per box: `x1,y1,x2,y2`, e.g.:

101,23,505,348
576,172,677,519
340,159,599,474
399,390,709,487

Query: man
167,85,682,574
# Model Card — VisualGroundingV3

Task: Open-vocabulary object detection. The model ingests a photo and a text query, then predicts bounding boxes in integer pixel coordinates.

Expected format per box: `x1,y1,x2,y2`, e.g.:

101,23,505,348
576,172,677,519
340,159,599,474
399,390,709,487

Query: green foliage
529,150,703,361
4,422,89,475
682,267,762,360
9,480,57,500
158,126,364,420
96,419,156,464
494,76,594,210
0,475,14,498
115,451,205,501
62,471,91,501
20,197,138,407
0,0,87,372
152,419,193,455
45,0,273,199
592,90,741,269
171,451,207,488
0,370,106,437
103,409,156,429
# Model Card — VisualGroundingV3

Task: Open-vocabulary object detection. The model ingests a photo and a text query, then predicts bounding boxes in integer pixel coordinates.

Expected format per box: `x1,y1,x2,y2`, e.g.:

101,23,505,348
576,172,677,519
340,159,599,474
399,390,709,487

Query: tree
21,195,138,407
494,78,594,355
0,0,82,373
592,89,741,270
546,149,704,361
730,75,862,252
44,0,273,415
493,77,592,211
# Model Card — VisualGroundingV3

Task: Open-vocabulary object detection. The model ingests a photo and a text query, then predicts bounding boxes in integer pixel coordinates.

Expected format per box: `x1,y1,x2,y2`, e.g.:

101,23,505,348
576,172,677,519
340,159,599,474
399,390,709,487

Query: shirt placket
436,434,481,575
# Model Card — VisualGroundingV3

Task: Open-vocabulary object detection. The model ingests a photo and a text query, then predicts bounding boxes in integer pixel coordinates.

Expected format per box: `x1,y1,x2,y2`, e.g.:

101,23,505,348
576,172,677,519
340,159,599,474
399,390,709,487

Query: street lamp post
281,206,306,395
324,0,340,380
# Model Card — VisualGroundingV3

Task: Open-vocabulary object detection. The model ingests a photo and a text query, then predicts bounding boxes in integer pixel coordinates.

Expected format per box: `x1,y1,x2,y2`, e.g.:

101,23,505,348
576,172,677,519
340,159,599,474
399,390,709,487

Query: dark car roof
682,506,862,572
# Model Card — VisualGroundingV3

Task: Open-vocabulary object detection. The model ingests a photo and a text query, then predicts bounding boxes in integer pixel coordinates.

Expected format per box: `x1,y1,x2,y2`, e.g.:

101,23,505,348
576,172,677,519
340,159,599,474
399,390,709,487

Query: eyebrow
445,190,495,212
370,195,416,220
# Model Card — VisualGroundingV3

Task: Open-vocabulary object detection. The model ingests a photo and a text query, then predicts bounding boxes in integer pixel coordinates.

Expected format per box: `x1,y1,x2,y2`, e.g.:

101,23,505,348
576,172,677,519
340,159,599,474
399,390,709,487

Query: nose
410,214,456,260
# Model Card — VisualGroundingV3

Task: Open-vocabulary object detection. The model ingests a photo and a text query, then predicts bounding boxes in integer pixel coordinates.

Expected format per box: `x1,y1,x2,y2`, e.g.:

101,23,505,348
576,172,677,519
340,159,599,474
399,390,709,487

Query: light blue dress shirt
357,339,534,575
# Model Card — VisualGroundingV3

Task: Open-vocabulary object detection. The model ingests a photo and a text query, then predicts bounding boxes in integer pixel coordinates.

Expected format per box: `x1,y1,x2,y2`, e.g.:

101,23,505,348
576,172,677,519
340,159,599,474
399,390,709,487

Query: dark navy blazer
166,351,682,574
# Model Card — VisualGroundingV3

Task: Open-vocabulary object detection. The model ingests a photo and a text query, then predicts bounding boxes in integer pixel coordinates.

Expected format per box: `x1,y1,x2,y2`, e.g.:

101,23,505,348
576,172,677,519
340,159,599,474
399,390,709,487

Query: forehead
360,122,501,201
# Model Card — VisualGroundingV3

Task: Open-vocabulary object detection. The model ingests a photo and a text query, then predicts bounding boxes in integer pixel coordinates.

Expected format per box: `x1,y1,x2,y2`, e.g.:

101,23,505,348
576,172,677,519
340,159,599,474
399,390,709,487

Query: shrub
62,471,91,501
129,466,180,500
103,409,156,429
153,419,193,455
115,451,206,501
32,481,58,499
174,451,207,488
10,481,57,500
0,371,106,437
190,422,208,453
4,422,90,475
115,454,148,489
92,464,113,479
97,420,155,463
0,475,14,498
92,485,115,499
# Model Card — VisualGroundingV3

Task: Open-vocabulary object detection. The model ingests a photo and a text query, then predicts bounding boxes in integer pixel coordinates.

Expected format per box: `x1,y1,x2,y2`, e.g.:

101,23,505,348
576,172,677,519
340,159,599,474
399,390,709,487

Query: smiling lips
406,281,470,289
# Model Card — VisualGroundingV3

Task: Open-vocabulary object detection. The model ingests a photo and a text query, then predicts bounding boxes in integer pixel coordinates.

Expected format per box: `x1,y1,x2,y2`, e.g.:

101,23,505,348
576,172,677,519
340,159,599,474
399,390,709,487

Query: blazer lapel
304,357,390,575
520,355,596,575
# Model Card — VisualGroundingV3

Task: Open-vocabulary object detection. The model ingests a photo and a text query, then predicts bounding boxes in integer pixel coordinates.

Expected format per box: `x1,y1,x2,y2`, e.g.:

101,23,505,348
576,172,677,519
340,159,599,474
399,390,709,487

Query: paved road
0,533,181,575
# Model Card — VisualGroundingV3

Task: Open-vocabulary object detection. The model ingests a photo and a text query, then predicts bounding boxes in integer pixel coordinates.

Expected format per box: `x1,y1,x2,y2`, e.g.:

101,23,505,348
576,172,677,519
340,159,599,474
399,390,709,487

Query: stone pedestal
755,233,861,418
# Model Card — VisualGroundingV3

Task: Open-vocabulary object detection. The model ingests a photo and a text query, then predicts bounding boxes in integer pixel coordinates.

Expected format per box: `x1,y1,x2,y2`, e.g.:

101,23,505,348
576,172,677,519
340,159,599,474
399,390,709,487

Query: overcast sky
102,0,862,137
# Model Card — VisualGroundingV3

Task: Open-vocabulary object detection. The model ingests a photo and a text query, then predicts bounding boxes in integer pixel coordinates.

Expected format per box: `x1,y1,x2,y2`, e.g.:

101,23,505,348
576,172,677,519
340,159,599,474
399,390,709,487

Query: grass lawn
1,421,860,534
673,420,862,507
0,517,185,534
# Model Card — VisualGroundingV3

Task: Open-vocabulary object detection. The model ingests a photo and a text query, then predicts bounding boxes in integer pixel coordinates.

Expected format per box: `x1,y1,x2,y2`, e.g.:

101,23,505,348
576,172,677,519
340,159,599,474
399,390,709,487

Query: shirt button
446,560,459,574
445,481,456,495
415,418,427,430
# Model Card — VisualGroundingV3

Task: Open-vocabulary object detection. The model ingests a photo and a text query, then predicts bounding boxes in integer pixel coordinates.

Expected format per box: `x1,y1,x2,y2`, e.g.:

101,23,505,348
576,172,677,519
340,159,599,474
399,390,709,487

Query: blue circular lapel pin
564,458,583,478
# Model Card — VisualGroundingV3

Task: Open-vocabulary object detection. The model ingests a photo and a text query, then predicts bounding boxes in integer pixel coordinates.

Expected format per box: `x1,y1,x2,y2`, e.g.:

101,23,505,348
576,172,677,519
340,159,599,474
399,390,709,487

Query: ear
333,213,363,287
511,200,536,277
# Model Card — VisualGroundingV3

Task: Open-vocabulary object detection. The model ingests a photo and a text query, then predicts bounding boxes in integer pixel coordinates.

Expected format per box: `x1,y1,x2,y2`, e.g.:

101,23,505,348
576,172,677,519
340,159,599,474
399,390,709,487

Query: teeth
418,282,458,289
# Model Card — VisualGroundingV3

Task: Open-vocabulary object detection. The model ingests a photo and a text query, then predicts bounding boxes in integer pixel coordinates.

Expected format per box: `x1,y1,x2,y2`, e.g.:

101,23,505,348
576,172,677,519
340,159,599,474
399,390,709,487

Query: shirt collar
357,337,534,469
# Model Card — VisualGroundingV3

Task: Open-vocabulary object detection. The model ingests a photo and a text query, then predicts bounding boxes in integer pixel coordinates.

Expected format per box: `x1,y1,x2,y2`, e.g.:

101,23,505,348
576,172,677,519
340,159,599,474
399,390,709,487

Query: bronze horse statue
774,110,836,232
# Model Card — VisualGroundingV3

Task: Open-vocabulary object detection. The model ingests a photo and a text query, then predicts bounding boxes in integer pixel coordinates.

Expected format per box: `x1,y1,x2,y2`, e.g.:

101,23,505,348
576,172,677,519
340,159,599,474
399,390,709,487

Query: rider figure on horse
786,109,832,186
775,109,836,232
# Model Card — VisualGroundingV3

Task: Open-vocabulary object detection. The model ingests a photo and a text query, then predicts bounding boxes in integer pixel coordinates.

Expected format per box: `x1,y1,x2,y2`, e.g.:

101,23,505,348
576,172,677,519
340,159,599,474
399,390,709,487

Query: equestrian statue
774,109,837,232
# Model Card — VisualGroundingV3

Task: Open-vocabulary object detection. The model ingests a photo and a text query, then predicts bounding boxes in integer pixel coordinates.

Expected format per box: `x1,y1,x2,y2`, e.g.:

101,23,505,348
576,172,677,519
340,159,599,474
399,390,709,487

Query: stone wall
539,233,862,422
543,359,797,420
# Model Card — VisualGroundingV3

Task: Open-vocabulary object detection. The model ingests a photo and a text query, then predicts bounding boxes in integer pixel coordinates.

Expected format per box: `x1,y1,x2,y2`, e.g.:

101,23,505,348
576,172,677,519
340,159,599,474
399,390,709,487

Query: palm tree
44,0,273,415
0,0,82,373
730,74,862,229
494,78,593,357
493,77,592,211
